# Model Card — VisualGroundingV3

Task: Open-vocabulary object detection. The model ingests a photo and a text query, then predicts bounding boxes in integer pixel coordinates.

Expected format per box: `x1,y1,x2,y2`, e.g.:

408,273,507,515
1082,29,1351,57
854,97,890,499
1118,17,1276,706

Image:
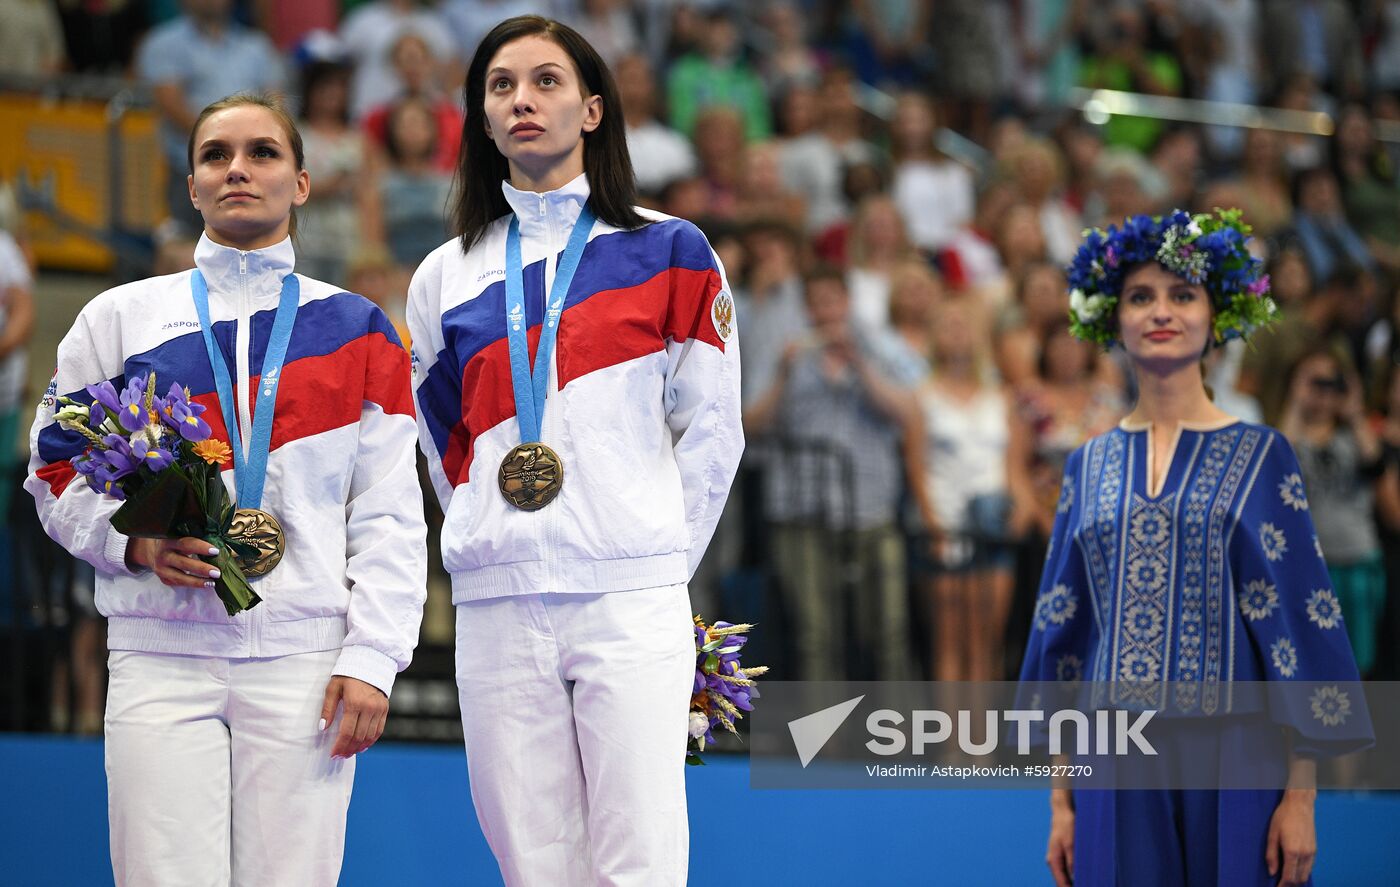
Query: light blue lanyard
190,269,300,510
504,206,595,443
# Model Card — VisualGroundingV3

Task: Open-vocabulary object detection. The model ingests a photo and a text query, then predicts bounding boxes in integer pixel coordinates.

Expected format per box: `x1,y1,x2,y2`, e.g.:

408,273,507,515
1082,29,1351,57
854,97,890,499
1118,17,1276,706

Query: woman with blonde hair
908,296,1015,682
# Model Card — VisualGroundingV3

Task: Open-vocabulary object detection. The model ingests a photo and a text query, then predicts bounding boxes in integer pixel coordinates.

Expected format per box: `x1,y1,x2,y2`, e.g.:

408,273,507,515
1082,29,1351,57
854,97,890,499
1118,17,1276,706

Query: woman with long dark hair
406,16,742,885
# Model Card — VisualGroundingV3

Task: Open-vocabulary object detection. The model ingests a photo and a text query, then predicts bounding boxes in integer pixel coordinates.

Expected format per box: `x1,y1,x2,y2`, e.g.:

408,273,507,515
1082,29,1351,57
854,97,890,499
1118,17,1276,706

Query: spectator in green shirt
1077,4,1183,153
666,8,771,141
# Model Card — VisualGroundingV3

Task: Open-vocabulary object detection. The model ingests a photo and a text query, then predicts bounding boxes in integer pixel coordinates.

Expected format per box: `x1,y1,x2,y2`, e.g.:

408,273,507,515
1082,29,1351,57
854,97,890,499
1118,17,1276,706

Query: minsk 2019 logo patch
711,292,734,343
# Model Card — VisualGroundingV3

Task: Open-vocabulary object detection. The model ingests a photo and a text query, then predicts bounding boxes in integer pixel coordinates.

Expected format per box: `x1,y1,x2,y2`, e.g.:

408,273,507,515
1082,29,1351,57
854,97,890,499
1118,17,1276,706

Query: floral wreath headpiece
1066,208,1278,347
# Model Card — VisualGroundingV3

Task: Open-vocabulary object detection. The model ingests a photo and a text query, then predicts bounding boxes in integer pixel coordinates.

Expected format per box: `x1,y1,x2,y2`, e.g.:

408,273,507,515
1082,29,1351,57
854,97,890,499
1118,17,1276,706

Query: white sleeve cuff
332,644,400,698
102,528,139,577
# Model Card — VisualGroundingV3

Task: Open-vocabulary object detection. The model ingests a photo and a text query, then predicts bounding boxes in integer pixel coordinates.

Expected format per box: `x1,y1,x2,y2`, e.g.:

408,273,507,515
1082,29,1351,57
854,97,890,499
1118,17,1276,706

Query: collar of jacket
500,172,590,241
194,233,295,302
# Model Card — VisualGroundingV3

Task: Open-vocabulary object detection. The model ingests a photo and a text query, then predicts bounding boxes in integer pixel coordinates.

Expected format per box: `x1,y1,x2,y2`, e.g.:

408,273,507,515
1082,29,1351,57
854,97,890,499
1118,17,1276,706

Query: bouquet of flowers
688,616,767,765
53,371,259,615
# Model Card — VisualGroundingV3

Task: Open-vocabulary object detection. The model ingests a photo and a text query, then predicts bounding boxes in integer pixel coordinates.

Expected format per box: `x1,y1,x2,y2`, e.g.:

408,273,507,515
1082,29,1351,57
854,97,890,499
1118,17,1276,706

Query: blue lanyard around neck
504,205,595,444
190,268,301,510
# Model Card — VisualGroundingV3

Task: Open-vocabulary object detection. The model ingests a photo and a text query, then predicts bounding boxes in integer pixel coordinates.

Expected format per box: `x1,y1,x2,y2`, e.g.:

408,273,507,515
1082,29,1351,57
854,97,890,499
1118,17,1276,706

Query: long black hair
453,15,645,252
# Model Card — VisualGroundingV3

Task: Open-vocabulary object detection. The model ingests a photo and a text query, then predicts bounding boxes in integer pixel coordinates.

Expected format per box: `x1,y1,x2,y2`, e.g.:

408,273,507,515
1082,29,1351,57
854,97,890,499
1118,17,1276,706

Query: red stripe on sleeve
36,460,78,498
558,266,723,386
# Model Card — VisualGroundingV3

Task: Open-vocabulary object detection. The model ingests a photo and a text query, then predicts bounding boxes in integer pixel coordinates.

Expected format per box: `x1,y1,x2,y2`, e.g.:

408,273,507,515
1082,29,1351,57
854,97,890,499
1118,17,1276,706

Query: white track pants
455,584,695,886
105,649,353,887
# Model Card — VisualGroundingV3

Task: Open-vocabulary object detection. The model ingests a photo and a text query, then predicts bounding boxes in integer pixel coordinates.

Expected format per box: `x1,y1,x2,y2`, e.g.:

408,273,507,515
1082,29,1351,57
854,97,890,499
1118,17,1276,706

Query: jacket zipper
541,193,560,592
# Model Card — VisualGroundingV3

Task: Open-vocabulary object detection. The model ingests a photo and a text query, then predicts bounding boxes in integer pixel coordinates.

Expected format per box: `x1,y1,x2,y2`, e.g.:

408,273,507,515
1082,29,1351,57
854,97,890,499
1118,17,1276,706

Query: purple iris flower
117,378,149,433
166,398,211,442
89,463,128,499
73,453,99,477
100,434,139,476
86,380,121,419
130,437,174,472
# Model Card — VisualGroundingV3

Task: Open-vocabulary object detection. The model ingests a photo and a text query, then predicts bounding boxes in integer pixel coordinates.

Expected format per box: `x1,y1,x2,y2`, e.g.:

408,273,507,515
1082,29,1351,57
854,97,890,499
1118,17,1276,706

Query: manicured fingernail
203,581,215,588
318,718,327,732
208,547,220,556
208,569,220,579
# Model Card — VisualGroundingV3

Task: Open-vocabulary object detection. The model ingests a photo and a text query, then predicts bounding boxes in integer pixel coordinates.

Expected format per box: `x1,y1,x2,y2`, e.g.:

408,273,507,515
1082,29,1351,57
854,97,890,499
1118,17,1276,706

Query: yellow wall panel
0,94,164,273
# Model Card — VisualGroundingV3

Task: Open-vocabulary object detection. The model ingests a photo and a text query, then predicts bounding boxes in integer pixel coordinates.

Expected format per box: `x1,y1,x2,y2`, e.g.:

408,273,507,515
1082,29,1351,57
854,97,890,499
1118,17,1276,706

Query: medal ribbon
504,205,595,444
190,269,301,510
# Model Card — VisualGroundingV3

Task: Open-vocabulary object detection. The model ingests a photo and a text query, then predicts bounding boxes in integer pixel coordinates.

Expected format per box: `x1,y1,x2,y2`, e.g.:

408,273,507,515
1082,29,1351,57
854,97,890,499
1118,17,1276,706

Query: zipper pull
239,252,248,275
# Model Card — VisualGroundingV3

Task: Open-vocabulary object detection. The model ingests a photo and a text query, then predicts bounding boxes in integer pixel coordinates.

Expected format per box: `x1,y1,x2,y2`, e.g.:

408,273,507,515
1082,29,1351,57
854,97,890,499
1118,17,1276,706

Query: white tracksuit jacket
26,235,427,695
407,175,743,600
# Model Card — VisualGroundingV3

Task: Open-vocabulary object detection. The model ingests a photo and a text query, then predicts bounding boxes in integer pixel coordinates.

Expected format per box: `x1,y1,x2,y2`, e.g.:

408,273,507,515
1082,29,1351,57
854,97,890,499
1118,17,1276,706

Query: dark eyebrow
198,136,283,151
487,62,567,78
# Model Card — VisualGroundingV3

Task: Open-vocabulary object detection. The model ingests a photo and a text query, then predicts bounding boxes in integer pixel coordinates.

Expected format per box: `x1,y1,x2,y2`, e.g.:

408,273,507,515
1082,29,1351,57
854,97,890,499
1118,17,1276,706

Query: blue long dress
1019,417,1373,886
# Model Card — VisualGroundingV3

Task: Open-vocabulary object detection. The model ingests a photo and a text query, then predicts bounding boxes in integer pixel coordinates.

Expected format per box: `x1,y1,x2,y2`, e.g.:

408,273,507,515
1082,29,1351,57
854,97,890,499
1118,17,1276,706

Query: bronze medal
228,508,285,577
498,442,564,511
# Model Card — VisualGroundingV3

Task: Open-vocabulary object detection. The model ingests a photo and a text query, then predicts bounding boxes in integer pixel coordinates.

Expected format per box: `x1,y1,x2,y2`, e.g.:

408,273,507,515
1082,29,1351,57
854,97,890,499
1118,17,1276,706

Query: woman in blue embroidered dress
1019,209,1372,887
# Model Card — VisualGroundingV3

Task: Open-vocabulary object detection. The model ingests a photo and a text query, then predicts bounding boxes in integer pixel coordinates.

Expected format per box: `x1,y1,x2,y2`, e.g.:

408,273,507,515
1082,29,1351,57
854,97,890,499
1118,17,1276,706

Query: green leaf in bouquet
223,536,260,562
109,465,202,537
204,539,261,616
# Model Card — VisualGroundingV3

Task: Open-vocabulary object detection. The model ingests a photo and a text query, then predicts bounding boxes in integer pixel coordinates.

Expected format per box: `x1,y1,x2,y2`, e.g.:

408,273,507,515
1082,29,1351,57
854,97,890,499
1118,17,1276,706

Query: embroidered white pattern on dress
1120,650,1160,682
1057,482,1074,515
1117,492,1174,699
1035,584,1078,630
1279,473,1308,511
1239,578,1279,622
1056,654,1083,684
1306,589,1343,629
1260,523,1287,562
1310,685,1351,726
1271,637,1298,678
1124,601,1165,640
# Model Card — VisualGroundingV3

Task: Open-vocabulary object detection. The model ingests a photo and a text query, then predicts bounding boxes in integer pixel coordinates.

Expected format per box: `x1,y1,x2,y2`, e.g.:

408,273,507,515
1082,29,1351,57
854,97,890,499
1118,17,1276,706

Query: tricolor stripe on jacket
415,217,724,489
34,288,413,499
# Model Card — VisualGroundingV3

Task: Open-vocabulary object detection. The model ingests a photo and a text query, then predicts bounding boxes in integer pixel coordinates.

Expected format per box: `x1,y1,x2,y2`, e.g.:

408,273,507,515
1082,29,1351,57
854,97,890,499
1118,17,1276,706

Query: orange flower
192,439,232,466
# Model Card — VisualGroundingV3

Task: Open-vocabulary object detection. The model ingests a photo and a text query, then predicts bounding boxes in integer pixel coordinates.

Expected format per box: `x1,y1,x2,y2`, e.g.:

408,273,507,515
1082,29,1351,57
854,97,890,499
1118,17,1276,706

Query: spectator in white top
779,67,880,233
845,193,916,333
939,180,1018,292
0,228,33,518
908,296,1014,682
0,0,66,78
890,91,975,253
339,0,457,120
1009,136,1081,265
616,53,697,198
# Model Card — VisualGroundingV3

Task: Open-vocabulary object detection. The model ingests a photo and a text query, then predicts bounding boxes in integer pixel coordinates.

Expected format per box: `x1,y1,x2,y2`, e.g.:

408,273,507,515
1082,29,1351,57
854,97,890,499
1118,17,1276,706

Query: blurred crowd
6,0,1400,727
